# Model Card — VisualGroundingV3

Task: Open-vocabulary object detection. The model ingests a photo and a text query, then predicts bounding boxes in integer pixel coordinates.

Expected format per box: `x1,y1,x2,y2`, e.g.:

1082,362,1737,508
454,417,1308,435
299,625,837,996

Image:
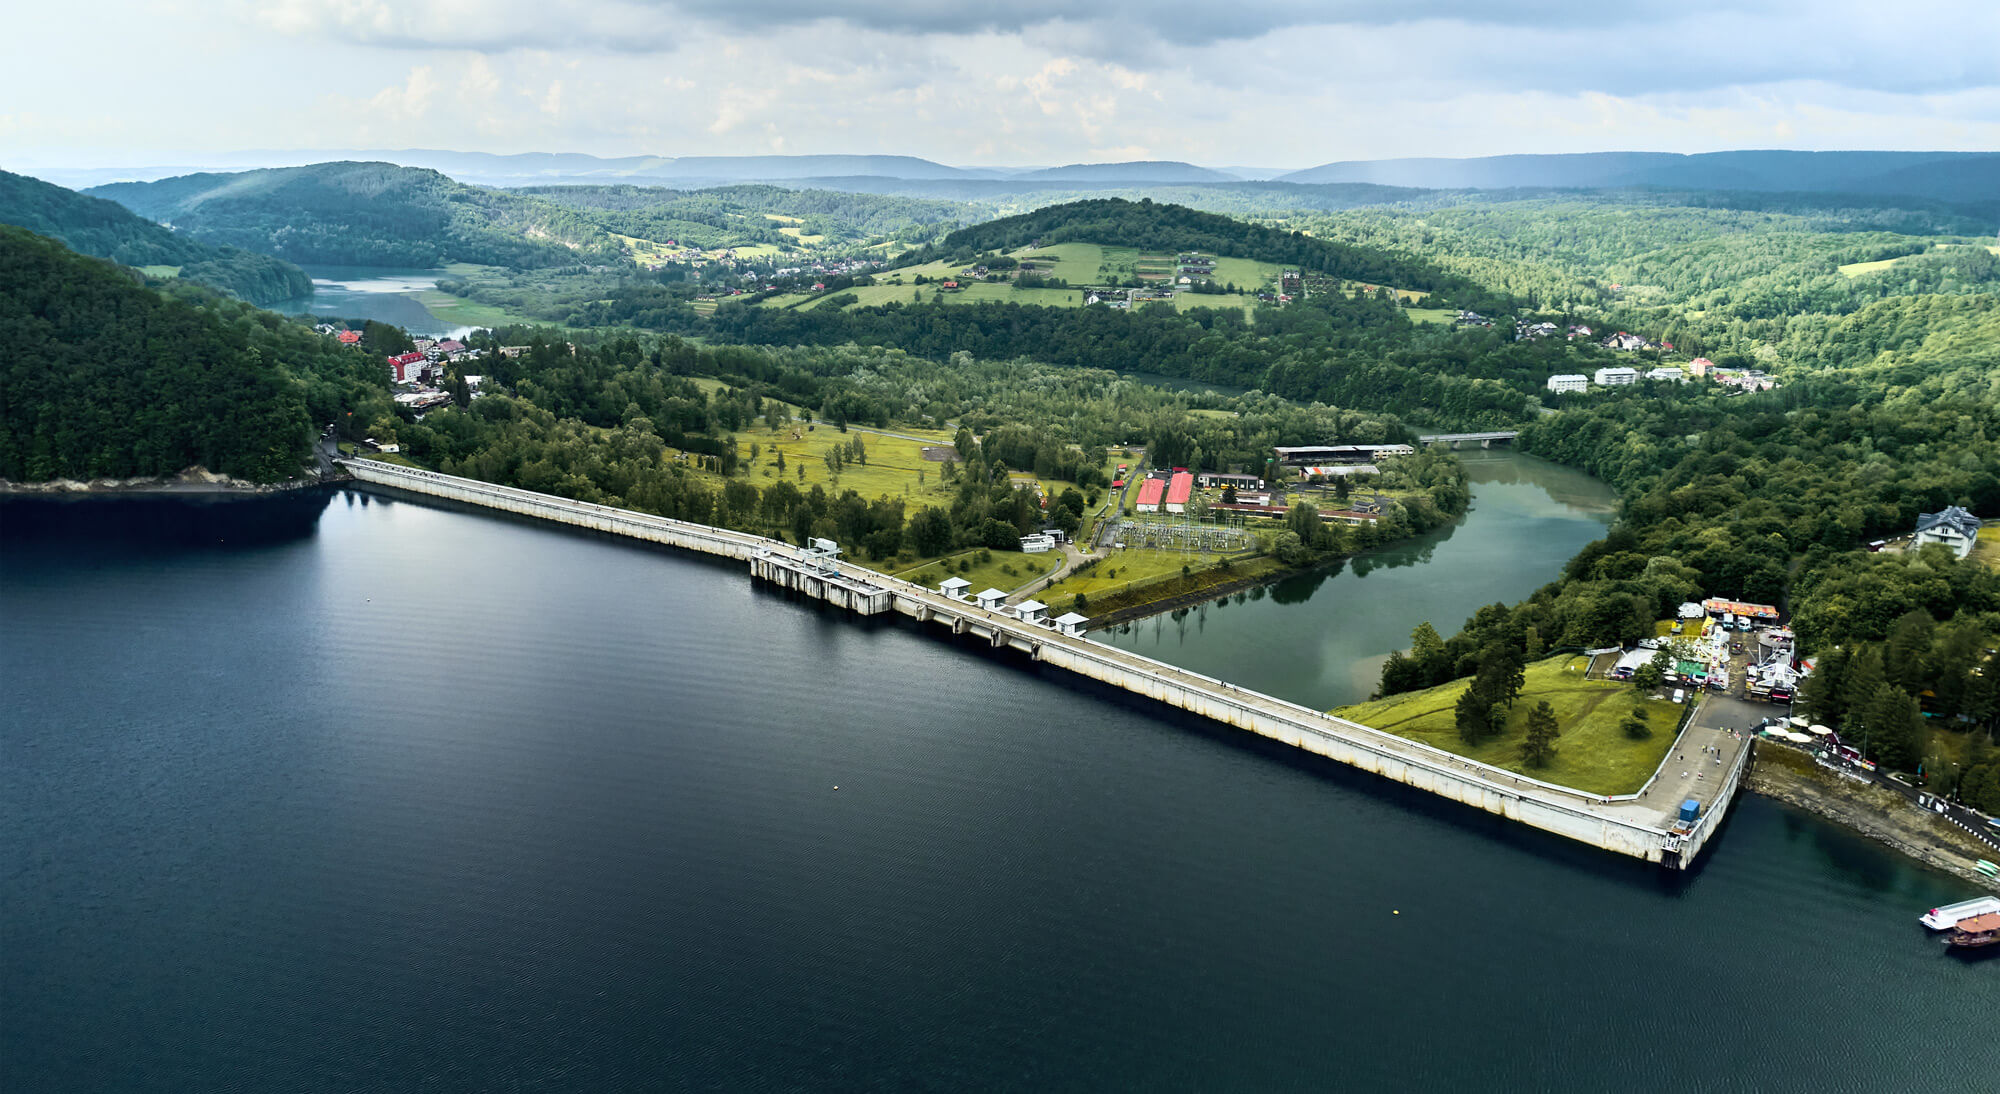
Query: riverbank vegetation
1335,654,1680,795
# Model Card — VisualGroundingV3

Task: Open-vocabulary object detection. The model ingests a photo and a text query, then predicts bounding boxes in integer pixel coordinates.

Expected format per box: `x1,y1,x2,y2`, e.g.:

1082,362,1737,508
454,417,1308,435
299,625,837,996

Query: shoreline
1746,747,2000,893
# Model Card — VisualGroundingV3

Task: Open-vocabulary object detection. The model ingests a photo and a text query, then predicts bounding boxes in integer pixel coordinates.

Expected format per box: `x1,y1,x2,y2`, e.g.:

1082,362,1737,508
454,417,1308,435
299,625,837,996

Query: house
1546,374,1588,394
1053,611,1090,637
1020,533,1056,554
811,283,824,291
1646,366,1686,383
975,588,1008,611
1914,506,1982,558
1687,357,1715,378
939,576,972,600
335,330,363,345
941,281,960,291
1594,366,1639,386
387,351,426,384
1015,599,1049,625
437,339,466,355
1164,472,1194,513
1604,332,1649,352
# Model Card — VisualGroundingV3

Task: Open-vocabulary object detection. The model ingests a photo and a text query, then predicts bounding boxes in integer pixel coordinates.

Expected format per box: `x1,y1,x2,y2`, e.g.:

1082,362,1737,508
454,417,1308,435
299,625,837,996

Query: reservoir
3,492,1994,1091
268,265,471,338
1103,448,1618,709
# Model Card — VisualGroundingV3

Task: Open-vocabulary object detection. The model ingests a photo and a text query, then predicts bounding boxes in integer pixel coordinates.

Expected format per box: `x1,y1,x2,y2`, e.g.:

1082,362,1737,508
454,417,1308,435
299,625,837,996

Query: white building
1546,374,1588,394
1020,533,1056,554
1015,600,1049,625
1646,366,1687,383
975,588,1008,611
1594,366,1639,386
939,576,972,600
1914,506,1983,559
1053,611,1090,637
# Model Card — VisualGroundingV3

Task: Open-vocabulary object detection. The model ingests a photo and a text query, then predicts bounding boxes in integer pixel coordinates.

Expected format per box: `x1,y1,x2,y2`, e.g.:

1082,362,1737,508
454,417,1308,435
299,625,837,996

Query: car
1672,688,1686,704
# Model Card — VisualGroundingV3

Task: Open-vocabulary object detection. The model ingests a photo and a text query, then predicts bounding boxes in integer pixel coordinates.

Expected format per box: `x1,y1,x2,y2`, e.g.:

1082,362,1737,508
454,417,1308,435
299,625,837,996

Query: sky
4,0,1997,169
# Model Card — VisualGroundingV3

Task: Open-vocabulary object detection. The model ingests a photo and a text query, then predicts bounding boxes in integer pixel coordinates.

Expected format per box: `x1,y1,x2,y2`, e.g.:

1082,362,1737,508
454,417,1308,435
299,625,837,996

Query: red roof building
1165,472,1194,512
335,330,362,345
1135,477,1167,512
387,351,425,383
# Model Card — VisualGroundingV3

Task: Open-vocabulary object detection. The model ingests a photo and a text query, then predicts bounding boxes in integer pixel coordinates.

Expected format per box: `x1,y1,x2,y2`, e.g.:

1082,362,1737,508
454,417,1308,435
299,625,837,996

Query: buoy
1393,910,1400,915
834,785,840,790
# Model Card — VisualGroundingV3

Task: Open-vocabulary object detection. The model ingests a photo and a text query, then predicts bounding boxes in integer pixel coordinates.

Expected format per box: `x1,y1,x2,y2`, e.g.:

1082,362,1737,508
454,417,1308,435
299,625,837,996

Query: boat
1920,895,2000,930
1941,913,2000,949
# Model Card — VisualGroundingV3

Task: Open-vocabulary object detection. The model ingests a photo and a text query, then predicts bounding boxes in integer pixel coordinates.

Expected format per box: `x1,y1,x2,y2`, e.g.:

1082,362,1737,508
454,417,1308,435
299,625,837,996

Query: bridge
1418,431,1519,447
337,457,1747,871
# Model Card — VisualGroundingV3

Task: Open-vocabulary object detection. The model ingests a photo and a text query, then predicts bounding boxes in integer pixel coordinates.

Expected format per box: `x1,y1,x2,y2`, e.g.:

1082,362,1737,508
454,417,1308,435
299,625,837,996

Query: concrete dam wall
341,458,1738,869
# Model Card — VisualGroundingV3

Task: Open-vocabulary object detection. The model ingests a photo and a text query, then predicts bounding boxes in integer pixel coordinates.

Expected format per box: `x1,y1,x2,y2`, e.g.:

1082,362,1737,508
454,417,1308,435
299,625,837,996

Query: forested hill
86,162,625,268
0,225,388,483
927,198,1473,295
0,169,311,305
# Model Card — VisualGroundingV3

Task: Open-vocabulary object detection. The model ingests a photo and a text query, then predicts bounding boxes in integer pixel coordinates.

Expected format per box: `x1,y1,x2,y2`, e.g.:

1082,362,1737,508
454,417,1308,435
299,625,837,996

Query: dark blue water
3,492,1995,1091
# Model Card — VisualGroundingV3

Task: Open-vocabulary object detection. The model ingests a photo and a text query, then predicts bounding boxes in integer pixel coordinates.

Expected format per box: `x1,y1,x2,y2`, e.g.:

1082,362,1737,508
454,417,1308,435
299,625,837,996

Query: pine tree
1523,701,1560,767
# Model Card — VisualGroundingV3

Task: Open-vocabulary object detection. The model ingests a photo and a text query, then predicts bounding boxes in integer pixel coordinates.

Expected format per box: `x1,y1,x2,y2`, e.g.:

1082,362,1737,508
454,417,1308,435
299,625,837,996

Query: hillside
925,198,1470,294
516,183,979,248
0,169,311,305
0,225,386,483
86,162,626,268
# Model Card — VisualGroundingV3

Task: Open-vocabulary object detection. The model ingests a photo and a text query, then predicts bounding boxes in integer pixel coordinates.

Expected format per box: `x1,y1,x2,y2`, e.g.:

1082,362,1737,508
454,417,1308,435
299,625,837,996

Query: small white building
1546,374,1588,394
1015,599,1049,625
1053,611,1090,637
975,588,1008,611
1595,366,1639,386
1020,533,1056,554
939,576,972,600
1646,366,1686,383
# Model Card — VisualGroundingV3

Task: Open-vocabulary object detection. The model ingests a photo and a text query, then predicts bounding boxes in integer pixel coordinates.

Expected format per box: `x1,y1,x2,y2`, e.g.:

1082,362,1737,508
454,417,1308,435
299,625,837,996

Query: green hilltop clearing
1334,655,1681,795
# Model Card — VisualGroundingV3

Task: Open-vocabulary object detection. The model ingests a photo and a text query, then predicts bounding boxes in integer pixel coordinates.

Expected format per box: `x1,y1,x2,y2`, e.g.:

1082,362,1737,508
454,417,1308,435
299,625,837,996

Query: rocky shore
0,466,327,495
1748,747,1999,893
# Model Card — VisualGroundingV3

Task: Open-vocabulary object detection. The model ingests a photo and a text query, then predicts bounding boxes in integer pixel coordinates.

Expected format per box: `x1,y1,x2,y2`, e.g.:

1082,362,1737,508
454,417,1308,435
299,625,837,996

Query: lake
3,490,1994,1091
1102,448,1619,709
268,265,476,338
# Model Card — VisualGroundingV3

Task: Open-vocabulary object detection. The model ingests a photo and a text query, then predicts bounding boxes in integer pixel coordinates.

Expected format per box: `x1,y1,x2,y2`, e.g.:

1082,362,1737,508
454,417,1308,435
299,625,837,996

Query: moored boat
1919,895,2000,930
1941,912,2000,949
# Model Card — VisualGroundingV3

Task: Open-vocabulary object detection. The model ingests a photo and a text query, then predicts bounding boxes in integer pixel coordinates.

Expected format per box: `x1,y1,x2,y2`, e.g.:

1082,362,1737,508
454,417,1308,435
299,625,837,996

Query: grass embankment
1041,549,1286,618
895,549,1058,596
1333,655,1680,795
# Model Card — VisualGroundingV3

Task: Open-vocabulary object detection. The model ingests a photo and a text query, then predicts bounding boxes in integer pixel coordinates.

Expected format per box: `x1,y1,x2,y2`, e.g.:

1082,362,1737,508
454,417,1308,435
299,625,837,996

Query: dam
337,457,1748,869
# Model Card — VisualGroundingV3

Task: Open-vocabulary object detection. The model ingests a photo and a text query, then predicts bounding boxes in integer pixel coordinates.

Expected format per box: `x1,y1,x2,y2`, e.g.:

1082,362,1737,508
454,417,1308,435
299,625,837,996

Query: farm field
1018,242,1102,283
1406,306,1452,324
1333,654,1681,795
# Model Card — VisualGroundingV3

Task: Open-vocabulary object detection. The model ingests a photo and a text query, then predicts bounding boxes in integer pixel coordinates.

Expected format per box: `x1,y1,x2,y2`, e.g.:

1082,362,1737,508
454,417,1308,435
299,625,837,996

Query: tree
1455,687,1494,745
1522,701,1560,768
906,506,954,557
1622,699,1653,740
1411,622,1450,686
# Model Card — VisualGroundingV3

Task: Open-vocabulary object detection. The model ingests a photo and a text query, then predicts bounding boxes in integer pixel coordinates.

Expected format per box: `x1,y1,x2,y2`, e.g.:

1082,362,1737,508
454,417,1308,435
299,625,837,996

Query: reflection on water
267,265,479,338
1099,449,1618,710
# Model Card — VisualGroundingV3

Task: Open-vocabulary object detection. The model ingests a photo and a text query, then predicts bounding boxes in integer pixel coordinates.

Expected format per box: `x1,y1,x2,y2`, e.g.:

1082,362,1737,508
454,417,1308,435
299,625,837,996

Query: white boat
1920,895,2000,930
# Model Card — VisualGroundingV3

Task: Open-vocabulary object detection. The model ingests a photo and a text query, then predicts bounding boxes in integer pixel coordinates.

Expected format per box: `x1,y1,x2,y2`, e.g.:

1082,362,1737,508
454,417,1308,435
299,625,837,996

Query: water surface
3,491,1993,1091
269,265,476,338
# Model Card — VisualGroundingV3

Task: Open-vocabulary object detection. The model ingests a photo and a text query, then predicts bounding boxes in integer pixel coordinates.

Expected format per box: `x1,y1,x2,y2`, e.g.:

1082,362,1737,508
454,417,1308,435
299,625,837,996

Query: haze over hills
1277,150,2000,203
1012,162,1240,183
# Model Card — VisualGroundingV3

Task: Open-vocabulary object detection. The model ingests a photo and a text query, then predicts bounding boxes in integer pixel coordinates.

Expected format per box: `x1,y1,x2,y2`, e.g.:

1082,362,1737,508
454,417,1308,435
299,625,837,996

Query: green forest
0,226,387,482
0,169,312,305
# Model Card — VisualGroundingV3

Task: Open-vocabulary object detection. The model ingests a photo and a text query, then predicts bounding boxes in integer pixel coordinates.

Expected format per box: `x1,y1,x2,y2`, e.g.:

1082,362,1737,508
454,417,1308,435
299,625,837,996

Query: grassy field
138,265,181,279
1837,256,1903,277
895,549,1059,596
1172,293,1258,315
1970,524,2000,570
1020,242,1102,283
418,289,545,329
1333,655,1681,795
1207,255,1280,290
1405,307,1452,325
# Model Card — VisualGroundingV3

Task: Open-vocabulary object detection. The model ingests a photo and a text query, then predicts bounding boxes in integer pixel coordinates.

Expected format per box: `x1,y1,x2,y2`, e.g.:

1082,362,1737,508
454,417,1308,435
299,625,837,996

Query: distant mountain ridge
0,169,310,305
1276,150,2000,203
1012,161,1240,183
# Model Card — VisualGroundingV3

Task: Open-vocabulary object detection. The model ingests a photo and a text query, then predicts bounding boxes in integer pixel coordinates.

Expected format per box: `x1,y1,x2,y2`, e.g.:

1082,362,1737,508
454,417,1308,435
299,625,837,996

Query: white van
1672,688,1686,704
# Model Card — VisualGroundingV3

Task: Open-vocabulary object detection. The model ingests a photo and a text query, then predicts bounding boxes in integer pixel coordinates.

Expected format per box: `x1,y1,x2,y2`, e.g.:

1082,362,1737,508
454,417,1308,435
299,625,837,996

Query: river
1102,448,1619,710
268,265,475,339
3,490,1994,1091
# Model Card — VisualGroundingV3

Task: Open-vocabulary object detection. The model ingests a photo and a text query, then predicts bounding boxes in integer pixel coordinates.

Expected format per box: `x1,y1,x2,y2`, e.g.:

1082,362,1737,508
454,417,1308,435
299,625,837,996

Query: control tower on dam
338,458,1746,870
